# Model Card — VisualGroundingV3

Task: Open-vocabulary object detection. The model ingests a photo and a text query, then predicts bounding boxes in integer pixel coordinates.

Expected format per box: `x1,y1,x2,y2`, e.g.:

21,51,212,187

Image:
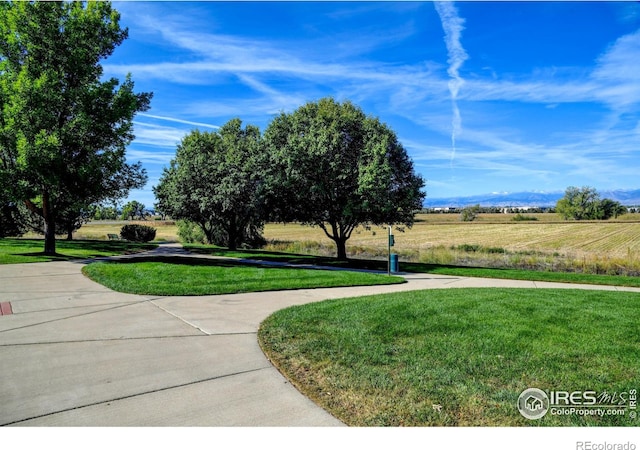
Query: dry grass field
264,213,640,257
73,220,179,242
63,213,640,274
262,213,640,275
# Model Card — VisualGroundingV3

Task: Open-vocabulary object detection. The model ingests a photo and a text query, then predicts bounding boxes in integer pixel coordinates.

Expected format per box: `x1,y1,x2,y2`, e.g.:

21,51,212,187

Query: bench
107,233,120,240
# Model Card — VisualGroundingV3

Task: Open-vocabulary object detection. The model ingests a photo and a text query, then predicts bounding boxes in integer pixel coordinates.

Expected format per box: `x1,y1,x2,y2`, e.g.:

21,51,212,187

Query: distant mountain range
423,189,640,208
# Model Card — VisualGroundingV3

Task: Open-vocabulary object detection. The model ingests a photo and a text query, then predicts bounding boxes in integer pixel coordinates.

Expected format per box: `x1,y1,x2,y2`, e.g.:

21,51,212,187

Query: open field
263,214,640,259
259,214,640,275
72,220,179,242
71,214,640,258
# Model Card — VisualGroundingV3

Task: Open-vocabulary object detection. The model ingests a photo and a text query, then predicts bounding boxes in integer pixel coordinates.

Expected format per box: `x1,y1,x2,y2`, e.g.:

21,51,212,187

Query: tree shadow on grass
11,252,75,262
184,245,391,270
178,242,514,274
185,245,318,262
96,255,330,271
3,239,157,262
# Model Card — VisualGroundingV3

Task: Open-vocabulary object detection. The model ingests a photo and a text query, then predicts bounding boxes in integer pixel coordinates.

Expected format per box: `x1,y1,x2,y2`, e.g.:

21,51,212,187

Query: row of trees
0,198,151,241
0,1,151,253
89,201,149,221
155,98,426,259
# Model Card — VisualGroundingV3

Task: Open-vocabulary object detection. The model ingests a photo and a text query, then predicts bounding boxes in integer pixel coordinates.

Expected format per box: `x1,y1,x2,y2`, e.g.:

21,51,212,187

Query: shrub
120,224,156,242
454,244,481,253
460,204,480,222
452,244,506,254
512,213,538,222
177,220,206,244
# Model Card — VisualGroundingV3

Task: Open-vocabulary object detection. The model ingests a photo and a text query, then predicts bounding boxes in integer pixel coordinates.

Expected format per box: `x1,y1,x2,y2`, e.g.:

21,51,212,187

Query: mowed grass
82,256,404,296
259,288,640,426
0,238,156,264
414,264,640,288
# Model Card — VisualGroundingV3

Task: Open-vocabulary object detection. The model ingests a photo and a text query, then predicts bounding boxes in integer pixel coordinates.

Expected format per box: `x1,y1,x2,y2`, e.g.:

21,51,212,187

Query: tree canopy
263,97,425,259
154,118,266,250
0,1,151,253
120,200,146,221
556,186,626,220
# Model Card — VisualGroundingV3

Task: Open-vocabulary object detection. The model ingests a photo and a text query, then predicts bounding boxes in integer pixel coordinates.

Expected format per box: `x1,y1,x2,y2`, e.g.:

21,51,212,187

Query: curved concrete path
1,243,639,426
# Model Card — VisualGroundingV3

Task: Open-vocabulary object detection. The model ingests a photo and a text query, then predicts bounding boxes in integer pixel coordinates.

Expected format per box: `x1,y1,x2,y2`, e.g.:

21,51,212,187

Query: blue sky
103,1,640,208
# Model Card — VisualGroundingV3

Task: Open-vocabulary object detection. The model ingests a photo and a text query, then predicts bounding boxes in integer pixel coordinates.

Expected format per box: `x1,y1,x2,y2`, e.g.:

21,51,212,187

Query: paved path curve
1,243,639,426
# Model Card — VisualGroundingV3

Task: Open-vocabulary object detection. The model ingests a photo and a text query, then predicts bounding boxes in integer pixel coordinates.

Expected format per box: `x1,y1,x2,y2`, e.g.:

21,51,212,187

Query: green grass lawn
82,256,404,295
259,288,640,426
410,264,640,288
0,238,157,264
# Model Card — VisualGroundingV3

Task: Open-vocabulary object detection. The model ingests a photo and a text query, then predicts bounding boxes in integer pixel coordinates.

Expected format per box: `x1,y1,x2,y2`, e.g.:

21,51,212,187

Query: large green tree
0,1,151,254
0,179,28,237
120,200,146,221
556,186,626,221
154,118,266,250
599,198,627,220
263,97,426,259
556,186,602,220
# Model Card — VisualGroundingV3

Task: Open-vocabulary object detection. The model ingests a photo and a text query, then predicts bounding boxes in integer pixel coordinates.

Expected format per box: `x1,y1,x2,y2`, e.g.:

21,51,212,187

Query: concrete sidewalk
1,244,639,426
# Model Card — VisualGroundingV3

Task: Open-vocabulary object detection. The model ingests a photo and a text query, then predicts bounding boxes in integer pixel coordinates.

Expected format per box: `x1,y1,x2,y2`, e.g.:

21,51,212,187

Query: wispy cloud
434,2,468,168
454,29,640,111
131,121,188,148
138,113,220,130
591,29,640,109
126,149,175,165
104,6,446,118
115,4,639,129
112,3,640,201
235,75,308,114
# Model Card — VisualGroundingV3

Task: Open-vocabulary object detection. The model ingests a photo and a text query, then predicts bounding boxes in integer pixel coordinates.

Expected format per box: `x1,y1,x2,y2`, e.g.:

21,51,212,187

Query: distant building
501,206,536,213
428,207,459,213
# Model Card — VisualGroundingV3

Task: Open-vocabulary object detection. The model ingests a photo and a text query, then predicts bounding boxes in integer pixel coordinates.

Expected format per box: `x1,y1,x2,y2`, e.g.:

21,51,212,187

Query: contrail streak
434,2,468,168
138,113,220,129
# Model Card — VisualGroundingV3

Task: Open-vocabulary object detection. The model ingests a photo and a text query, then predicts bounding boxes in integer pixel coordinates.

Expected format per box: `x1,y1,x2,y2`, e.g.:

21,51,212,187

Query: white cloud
454,29,640,111
111,3,640,200
126,149,175,165
434,2,469,168
591,29,640,108
138,113,220,130
235,75,308,114
434,2,468,95
131,121,188,148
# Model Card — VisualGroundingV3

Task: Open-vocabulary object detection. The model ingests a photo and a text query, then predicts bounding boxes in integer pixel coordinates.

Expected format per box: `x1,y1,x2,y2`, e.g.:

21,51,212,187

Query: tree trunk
334,237,348,260
322,221,350,260
43,219,56,254
200,221,214,245
227,216,238,251
42,192,57,255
